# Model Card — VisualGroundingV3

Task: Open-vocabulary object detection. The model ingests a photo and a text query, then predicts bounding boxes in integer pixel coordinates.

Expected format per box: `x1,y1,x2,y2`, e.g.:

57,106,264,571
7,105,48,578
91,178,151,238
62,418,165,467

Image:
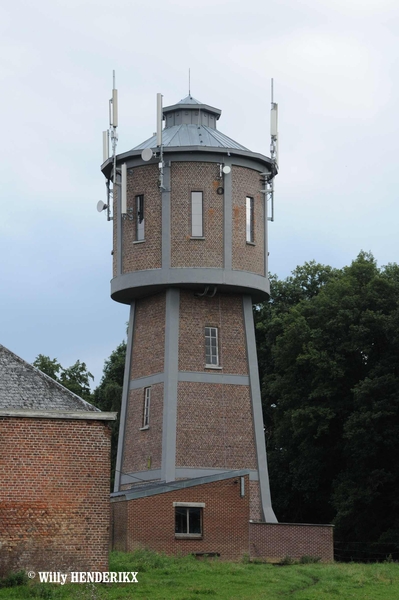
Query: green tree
93,341,126,490
33,355,62,380
33,355,93,402
257,252,399,560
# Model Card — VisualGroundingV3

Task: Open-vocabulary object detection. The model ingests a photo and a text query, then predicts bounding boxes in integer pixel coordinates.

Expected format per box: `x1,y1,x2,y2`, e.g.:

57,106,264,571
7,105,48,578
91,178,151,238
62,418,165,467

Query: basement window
174,502,204,538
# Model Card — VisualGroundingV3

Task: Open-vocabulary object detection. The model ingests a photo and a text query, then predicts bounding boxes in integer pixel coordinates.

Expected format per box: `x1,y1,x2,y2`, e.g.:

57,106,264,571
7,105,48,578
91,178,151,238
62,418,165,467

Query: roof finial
189,68,191,97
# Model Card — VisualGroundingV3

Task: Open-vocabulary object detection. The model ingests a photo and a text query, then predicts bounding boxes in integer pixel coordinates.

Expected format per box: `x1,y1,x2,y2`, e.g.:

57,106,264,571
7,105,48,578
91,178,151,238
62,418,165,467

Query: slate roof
0,344,99,412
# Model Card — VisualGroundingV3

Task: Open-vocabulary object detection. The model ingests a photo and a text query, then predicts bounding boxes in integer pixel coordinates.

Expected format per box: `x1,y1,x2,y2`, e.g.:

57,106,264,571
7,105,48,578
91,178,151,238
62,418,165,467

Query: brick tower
102,93,278,522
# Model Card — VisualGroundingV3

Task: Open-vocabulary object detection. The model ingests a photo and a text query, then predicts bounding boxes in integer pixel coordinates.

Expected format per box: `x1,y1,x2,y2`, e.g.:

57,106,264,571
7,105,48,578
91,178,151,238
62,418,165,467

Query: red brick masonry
250,522,334,563
110,474,334,562
111,476,250,561
0,417,112,576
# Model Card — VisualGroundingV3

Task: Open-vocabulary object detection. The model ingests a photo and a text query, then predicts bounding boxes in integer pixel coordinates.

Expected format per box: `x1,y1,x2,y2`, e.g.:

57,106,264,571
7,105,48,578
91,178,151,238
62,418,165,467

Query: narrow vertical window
143,387,151,427
246,196,254,243
205,326,219,366
136,195,145,241
191,191,203,237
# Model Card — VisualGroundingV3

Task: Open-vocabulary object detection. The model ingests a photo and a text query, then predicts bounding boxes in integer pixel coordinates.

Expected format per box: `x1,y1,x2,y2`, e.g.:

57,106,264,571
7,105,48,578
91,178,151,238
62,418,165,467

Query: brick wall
122,383,164,476
232,166,265,276
0,417,111,576
131,293,165,379
178,291,248,374
110,476,334,563
249,522,334,562
176,382,257,471
118,164,162,277
114,161,266,278
111,475,250,561
171,162,224,268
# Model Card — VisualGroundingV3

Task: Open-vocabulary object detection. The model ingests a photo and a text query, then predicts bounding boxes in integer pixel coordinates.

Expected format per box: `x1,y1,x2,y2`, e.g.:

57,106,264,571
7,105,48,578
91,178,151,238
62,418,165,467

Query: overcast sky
1,0,398,386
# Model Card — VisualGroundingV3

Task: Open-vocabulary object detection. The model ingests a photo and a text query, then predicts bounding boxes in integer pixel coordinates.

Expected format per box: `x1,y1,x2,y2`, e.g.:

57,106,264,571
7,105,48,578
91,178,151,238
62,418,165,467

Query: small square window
175,506,203,537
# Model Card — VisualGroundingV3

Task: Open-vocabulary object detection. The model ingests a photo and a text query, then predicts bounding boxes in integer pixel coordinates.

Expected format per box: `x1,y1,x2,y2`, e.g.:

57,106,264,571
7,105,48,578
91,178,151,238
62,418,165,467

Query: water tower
100,79,278,522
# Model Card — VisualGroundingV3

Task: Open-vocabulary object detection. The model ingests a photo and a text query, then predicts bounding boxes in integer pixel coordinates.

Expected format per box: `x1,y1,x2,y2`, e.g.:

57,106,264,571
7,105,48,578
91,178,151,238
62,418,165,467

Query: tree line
34,251,399,561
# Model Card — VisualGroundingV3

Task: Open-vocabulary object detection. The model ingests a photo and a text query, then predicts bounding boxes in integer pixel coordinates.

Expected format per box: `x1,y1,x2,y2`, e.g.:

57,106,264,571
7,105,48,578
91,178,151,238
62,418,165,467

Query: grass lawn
1,549,399,599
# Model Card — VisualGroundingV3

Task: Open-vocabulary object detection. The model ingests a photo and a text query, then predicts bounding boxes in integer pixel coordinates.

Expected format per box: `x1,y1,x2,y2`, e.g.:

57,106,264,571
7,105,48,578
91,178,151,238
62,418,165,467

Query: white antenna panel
271,103,278,137
156,93,162,147
102,131,109,162
141,148,153,162
112,89,118,127
121,163,127,214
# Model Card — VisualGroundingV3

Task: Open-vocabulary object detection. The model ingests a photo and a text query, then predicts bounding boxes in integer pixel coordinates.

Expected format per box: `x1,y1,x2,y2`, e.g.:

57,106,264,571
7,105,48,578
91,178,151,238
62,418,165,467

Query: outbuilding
0,344,116,576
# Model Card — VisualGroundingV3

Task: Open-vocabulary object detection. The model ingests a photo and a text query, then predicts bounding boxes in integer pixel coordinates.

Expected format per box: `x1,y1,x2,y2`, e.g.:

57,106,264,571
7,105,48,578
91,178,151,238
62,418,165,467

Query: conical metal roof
132,93,248,151
175,95,203,105
133,125,248,151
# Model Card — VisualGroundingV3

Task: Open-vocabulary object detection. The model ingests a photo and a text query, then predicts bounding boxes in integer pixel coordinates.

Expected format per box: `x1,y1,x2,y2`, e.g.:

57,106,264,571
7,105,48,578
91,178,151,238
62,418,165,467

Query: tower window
191,191,203,237
205,326,219,367
142,387,151,428
246,196,254,243
136,195,145,241
174,503,204,538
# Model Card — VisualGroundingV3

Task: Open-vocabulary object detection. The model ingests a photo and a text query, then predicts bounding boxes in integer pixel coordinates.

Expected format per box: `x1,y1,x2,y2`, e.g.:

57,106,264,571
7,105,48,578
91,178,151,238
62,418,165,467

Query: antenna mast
101,71,119,221
157,93,165,191
267,78,278,222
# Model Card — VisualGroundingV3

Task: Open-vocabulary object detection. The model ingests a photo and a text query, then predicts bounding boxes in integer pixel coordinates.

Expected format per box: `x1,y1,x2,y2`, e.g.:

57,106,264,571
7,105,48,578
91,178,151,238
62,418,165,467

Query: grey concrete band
178,372,249,385
263,177,268,278
129,372,164,390
161,288,180,482
111,267,270,304
128,371,249,389
162,162,171,268
117,178,122,276
114,302,136,492
223,157,233,270
103,147,275,178
243,295,277,523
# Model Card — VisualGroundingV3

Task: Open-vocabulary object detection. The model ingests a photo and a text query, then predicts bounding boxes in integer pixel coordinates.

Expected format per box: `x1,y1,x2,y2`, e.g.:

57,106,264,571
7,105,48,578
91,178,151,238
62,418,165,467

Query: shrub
0,570,28,588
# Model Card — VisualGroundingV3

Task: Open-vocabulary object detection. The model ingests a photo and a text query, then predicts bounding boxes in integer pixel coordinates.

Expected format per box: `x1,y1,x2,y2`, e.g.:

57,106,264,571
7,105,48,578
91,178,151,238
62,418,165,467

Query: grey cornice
101,147,276,179
111,268,270,305
0,409,117,421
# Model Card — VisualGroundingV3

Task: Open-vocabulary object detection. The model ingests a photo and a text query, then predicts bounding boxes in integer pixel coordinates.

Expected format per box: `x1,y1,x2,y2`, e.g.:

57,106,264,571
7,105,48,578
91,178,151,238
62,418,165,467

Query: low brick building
0,344,117,576
110,471,334,562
